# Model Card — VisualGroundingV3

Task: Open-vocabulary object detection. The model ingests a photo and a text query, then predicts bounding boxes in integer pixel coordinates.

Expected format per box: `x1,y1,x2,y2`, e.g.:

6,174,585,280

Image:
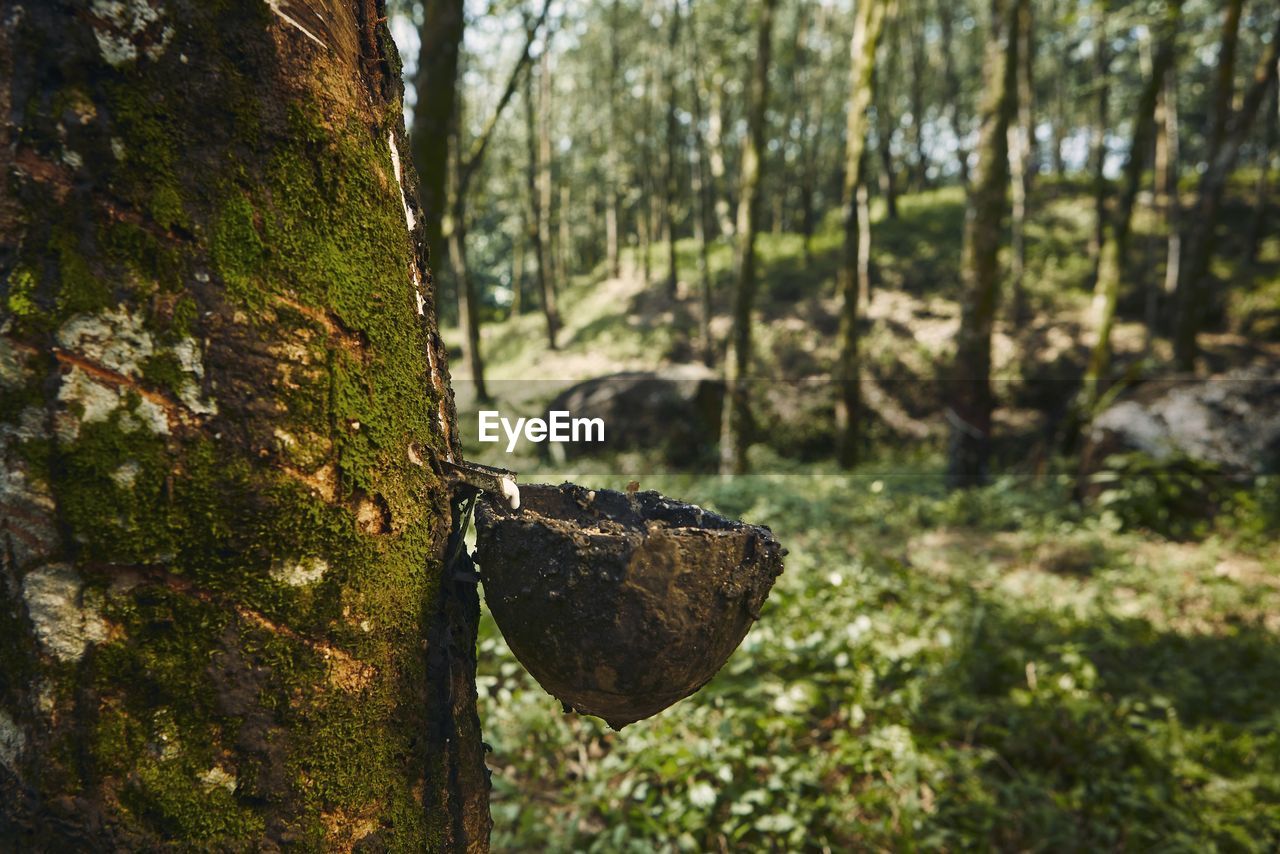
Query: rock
543,366,723,466
474,483,783,729
1084,367,1280,477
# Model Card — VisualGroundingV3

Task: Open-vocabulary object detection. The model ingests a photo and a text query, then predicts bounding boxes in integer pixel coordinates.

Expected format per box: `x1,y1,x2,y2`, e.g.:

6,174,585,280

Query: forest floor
445,182,1280,849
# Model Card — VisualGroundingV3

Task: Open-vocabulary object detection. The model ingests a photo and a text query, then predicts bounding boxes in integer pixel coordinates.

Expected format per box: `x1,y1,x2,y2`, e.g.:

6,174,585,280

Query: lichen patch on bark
0,709,25,770
90,0,174,66
269,556,328,587
20,564,110,662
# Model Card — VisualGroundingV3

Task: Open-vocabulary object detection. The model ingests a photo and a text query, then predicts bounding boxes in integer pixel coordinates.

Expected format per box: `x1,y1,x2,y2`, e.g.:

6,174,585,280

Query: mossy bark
0,2,489,849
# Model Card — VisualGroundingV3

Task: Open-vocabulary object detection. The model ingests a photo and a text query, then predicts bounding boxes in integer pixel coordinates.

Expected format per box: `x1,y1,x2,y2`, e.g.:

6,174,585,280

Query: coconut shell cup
473,483,784,729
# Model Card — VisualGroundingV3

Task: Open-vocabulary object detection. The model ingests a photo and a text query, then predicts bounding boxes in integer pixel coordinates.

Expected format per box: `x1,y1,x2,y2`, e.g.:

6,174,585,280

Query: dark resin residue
474,483,784,728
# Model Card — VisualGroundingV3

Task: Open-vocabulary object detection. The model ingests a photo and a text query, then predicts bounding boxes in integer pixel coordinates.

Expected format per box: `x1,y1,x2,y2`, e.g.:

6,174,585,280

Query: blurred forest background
391,0,1280,848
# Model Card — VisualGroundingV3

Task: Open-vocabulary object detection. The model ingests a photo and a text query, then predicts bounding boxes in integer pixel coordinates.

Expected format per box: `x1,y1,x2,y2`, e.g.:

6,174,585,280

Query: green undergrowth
476,470,1280,851
453,183,1280,848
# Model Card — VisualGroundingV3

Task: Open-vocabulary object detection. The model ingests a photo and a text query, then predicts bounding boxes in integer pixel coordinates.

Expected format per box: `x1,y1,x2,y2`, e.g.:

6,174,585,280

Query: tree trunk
0,3,488,849
946,0,1022,489
664,0,683,300
1086,0,1111,288
720,0,778,475
1080,0,1182,413
794,4,828,267
449,201,489,402
639,57,658,286
1173,13,1280,370
1157,70,1182,310
1050,0,1070,178
873,13,901,221
523,67,549,345
705,81,736,238
1206,0,1245,158
835,0,895,469
535,49,559,349
1006,0,1034,323
512,215,526,316
557,183,572,290
412,0,465,269
1246,81,1279,265
937,0,971,185
906,7,929,191
606,0,623,279
684,0,716,366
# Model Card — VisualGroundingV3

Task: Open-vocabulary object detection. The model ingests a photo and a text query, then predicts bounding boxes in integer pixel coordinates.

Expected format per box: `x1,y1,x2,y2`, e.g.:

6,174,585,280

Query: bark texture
0,1,488,849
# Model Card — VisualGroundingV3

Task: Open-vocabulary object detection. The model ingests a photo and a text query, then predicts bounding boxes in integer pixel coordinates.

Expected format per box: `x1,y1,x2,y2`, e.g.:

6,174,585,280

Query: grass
445,182,1280,850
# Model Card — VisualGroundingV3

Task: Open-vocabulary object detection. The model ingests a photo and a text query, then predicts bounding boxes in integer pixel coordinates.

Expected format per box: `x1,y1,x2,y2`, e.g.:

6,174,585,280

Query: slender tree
663,0,684,299
874,8,902,219
1,3,488,847
705,77,737,238
535,46,561,348
1206,0,1246,158
720,0,778,475
1246,81,1279,264
606,0,623,279
937,0,972,184
684,0,717,365
412,0,466,264
1086,0,1111,288
946,0,1023,488
1155,66,1182,321
1173,11,1280,370
906,5,930,191
835,0,896,469
1006,0,1033,322
1079,0,1183,413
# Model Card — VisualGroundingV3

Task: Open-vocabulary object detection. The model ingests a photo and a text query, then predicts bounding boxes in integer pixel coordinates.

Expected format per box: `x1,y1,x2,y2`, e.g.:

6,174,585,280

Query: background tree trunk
946,0,1022,489
1006,0,1034,323
835,0,895,469
1086,0,1111,288
937,0,971,185
704,81,736,238
684,0,716,366
535,48,560,349
873,13,901,221
412,0,465,269
1156,70,1182,325
1246,81,1278,265
720,0,777,475
1173,12,1280,370
606,0,623,279
663,0,683,300
1205,0,1245,158
0,2,488,848
906,6,930,191
1080,0,1182,413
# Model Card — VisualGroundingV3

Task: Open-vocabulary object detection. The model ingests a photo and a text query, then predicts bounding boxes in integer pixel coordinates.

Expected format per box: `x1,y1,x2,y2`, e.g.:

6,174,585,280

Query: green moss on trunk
1,2,484,849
